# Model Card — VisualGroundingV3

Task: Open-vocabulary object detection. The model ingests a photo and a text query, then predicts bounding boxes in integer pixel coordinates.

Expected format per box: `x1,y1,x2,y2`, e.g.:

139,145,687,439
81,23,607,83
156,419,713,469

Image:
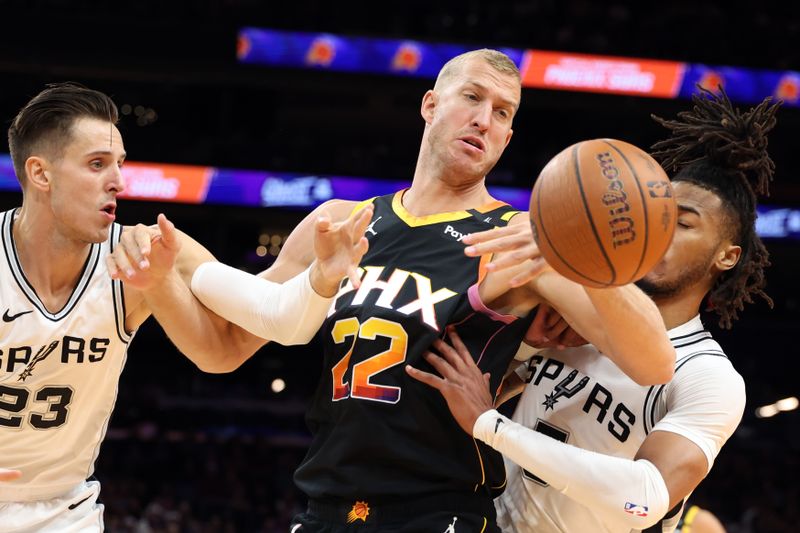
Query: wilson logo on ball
597,151,636,248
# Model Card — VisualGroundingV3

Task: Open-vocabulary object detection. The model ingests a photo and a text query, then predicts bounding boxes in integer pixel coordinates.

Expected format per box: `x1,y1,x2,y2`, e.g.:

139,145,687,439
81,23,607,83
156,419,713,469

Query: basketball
529,138,677,288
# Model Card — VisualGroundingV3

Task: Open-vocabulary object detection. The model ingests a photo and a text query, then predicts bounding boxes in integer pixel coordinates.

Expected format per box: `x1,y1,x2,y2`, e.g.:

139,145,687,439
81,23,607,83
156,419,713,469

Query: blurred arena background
0,1,797,531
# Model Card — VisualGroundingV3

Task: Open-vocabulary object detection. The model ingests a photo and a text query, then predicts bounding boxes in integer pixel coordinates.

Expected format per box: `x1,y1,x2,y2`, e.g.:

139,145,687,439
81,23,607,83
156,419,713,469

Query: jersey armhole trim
350,197,377,217
500,210,521,222
645,351,730,433
110,224,132,344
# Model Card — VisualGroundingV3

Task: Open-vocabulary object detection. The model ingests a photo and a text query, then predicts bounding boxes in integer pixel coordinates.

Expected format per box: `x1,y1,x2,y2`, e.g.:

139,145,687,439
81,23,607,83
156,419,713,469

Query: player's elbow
194,358,240,374
271,328,316,346
648,343,676,384
651,363,675,385
631,361,674,386
191,347,256,374
627,343,675,386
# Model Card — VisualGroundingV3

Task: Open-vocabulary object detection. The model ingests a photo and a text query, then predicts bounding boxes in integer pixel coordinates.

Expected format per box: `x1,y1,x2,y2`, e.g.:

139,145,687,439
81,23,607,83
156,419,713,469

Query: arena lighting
755,396,799,418
271,378,286,393
237,27,800,107
775,397,799,411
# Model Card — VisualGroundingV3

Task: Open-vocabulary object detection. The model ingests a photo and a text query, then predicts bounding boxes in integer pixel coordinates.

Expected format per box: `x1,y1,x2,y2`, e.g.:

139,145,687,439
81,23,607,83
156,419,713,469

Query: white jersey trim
108,223,132,344
642,316,727,434
644,351,728,434
2,209,101,322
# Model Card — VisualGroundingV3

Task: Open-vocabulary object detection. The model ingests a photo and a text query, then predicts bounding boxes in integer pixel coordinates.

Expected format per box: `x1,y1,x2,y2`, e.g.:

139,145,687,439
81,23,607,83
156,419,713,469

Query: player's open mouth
460,137,484,151
101,203,116,219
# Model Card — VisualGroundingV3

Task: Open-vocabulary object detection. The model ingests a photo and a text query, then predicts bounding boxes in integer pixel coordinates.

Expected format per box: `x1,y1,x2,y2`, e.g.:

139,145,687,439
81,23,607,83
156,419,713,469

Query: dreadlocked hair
650,86,781,328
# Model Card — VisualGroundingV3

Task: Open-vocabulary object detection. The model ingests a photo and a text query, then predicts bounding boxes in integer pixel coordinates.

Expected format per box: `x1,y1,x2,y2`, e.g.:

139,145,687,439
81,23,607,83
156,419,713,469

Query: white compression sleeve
190,262,334,345
474,410,670,530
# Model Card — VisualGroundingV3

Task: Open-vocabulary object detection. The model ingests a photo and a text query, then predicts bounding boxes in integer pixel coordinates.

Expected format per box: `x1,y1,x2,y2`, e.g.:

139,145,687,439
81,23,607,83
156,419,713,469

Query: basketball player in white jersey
408,88,779,532
0,82,372,532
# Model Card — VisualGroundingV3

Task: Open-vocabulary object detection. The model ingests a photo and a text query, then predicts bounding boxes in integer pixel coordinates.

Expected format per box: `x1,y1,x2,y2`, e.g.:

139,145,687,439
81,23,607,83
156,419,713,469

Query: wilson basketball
529,138,677,288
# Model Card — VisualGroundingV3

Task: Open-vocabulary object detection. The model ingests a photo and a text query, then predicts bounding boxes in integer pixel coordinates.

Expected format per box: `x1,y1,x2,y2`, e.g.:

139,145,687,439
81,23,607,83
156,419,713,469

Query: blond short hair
433,49,521,91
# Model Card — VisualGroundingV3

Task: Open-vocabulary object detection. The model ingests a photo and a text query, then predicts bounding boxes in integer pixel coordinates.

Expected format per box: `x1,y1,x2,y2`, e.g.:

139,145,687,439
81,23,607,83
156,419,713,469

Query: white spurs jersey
0,209,134,502
495,316,745,533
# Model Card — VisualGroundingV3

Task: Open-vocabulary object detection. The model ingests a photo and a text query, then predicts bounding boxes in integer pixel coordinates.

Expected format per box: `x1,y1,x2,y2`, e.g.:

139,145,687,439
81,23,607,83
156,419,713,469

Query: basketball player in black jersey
130,48,677,533
414,88,779,532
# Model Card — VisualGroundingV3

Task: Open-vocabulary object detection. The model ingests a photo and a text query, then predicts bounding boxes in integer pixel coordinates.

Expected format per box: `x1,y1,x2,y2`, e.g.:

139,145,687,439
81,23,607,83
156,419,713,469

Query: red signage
520,50,685,98
119,162,213,203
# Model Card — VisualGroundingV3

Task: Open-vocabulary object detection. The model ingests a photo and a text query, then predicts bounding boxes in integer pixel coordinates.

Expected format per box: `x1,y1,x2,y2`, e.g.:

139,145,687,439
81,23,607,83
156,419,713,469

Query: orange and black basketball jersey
294,190,536,502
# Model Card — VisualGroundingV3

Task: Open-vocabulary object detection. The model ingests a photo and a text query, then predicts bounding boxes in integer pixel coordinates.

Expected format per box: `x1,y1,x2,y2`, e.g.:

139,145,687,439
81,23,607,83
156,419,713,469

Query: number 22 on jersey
330,317,408,404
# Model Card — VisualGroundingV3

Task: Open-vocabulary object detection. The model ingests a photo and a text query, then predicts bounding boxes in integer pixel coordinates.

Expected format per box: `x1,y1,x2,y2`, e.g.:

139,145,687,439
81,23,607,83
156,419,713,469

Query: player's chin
86,226,112,244
634,275,671,297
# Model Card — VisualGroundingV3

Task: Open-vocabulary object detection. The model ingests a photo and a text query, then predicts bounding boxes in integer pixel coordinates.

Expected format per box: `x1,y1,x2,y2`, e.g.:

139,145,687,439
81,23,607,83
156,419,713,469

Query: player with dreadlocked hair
404,87,784,532
650,86,780,328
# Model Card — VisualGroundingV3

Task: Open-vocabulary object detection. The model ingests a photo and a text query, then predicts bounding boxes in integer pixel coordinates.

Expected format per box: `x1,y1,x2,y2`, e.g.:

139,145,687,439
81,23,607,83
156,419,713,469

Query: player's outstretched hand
525,304,588,350
0,468,21,482
406,328,493,435
463,220,547,287
311,205,373,296
107,214,182,291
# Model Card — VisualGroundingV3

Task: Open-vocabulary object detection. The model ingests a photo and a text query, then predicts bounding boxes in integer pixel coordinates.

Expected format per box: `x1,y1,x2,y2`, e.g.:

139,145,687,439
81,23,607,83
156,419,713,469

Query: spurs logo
542,369,590,411
17,341,60,382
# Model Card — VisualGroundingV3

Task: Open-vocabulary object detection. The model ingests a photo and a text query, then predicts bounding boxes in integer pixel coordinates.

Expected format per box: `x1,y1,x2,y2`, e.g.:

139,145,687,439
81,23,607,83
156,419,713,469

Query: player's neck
653,290,708,330
404,174,495,216
12,207,93,312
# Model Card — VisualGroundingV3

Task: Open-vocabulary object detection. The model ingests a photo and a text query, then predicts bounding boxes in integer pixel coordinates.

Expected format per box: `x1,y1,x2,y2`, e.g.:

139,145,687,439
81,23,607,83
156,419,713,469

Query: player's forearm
584,284,674,385
528,272,673,385
474,410,670,530
143,269,259,373
190,261,335,347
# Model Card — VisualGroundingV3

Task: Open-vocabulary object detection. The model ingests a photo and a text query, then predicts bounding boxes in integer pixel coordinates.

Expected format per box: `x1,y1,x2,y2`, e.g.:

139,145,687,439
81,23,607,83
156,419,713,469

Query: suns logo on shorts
346,501,370,523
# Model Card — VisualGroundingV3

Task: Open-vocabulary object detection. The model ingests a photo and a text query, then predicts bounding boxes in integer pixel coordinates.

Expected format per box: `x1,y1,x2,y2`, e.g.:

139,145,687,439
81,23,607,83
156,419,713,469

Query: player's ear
715,243,741,272
421,90,437,124
24,157,52,192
